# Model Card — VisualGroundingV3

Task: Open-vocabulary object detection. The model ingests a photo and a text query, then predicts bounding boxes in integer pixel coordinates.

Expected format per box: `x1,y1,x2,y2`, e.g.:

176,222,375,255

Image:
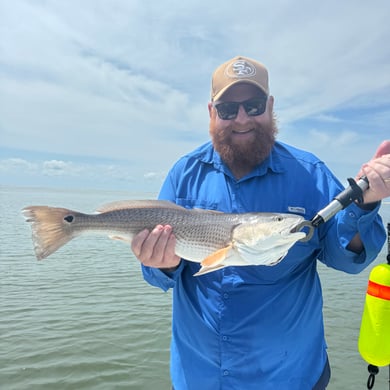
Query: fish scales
22,200,306,275
76,207,239,258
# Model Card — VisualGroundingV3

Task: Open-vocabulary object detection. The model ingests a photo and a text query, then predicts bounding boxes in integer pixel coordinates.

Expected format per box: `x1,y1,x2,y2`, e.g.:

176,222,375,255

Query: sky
1,0,390,193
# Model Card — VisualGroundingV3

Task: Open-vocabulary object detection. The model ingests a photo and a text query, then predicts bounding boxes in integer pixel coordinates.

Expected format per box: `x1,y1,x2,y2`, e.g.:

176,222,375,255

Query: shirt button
223,370,229,376
222,335,228,341
223,293,229,299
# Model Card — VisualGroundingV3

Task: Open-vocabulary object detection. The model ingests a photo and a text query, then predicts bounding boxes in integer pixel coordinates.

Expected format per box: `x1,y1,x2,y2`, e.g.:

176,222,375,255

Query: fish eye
64,215,74,223
275,216,283,222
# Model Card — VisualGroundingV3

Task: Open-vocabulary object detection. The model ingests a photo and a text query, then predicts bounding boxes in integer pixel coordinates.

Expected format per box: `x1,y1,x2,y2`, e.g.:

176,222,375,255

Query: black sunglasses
213,95,268,120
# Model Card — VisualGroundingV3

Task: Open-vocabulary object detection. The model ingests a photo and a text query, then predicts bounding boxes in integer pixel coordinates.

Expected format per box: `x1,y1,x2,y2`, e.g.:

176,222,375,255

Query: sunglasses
213,95,268,120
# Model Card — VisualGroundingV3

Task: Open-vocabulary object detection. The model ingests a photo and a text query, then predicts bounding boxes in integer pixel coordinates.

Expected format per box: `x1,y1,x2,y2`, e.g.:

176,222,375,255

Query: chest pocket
175,198,219,211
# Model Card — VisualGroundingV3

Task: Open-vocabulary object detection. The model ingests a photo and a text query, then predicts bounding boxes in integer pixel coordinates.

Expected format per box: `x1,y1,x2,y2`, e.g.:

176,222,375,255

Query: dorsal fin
193,208,223,214
96,200,185,213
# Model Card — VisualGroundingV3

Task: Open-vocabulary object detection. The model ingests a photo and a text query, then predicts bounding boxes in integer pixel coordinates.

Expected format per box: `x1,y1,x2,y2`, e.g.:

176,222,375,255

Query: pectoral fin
201,245,232,267
193,244,242,276
194,263,225,276
109,235,132,243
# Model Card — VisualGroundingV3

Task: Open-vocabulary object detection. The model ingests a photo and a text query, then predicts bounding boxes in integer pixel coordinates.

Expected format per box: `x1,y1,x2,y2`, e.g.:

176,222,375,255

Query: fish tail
22,206,78,260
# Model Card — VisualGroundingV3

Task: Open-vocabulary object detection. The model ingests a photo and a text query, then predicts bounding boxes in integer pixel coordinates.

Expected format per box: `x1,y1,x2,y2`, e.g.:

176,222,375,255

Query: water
1,186,389,389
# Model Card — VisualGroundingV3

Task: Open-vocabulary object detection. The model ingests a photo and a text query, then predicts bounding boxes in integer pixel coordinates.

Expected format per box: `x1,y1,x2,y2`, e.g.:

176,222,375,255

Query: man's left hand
357,140,390,204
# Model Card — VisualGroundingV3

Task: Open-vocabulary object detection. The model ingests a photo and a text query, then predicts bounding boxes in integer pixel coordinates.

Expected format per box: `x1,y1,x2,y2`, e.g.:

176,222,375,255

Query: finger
356,146,390,181
161,233,180,267
140,225,165,262
165,233,177,259
152,225,173,261
372,140,390,159
361,164,390,203
131,229,150,258
366,155,390,179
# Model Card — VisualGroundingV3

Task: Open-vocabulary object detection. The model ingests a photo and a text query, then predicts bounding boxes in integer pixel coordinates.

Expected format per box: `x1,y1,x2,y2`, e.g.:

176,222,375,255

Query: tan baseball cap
211,56,269,101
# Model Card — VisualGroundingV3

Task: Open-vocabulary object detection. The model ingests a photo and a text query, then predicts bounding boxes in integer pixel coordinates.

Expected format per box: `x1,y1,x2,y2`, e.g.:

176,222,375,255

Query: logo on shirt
288,206,306,215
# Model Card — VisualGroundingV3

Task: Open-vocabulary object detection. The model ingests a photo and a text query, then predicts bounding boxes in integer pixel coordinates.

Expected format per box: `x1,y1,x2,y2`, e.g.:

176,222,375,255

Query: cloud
0,155,167,192
0,158,38,173
144,172,165,180
42,160,75,176
307,129,359,149
0,0,389,189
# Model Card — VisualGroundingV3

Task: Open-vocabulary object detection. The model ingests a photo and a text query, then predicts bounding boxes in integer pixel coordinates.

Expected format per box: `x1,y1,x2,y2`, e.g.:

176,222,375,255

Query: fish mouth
289,220,305,232
290,220,315,242
283,218,306,235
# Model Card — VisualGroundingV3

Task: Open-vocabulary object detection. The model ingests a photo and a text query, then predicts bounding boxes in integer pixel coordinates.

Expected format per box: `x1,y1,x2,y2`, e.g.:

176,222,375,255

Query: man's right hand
131,225,181,270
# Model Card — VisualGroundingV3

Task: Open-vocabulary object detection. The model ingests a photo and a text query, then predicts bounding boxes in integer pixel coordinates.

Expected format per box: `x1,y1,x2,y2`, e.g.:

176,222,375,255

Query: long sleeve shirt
142,141,386,390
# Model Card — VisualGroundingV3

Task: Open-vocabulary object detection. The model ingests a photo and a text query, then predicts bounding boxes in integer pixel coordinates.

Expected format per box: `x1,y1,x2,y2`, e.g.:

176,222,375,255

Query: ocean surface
1,185,389,390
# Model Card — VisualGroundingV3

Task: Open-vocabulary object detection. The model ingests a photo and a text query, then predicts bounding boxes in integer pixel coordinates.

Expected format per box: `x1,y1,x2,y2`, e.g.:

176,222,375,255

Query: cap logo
225,60,256,78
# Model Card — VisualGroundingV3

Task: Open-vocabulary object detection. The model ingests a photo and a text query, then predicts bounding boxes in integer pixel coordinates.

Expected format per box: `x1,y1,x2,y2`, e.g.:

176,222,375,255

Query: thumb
356,140,390,179
372,140,390,159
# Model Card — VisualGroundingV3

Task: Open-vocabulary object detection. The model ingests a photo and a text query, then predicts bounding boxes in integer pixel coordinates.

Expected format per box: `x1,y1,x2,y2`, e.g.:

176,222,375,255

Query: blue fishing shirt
142,141,385,390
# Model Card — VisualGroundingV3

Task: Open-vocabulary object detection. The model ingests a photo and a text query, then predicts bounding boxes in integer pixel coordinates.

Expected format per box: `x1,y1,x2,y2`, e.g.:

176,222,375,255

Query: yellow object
358,263,390,367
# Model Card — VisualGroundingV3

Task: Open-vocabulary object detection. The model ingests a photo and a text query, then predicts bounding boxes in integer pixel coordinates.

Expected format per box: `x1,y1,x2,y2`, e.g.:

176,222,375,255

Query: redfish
22,200,306,275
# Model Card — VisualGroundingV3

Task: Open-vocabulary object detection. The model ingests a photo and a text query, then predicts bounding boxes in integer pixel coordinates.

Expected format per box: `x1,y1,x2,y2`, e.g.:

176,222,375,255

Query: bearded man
131,56,390,390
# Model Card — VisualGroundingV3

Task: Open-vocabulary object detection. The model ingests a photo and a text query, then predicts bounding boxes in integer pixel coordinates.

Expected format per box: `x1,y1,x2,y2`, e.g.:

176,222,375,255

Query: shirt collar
197,141,285,180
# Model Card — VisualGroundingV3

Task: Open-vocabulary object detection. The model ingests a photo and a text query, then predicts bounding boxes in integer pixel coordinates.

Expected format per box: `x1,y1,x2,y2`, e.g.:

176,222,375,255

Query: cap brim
213,80,268,101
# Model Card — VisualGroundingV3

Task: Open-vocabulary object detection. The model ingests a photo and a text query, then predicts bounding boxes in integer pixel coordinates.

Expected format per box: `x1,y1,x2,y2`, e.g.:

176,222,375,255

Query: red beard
210,115,278,177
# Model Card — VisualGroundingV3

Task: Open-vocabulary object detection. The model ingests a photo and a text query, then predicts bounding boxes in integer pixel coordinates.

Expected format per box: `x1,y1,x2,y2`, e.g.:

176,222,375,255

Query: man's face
208,83,277,177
